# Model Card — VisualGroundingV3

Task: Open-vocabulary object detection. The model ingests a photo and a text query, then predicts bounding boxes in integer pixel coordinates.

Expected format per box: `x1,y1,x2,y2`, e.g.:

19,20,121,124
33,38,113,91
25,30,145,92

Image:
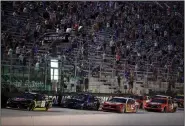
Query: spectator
103,40,106,51
19,54,23,65
97,45,101,51
102,52,106,62
34,23,41,41
110,37,115,55
43,8,50,20
81,46,84,55
23,7,28,13
35,61,40,71
117,75,121,87
34,45,38,55
116,53,120,64
25,21,30,32
23,56,26,66
13,11,17,17
16,46,21,57
8,48,13,56
36,23,41,33
50,11,56,26
22,45,26,54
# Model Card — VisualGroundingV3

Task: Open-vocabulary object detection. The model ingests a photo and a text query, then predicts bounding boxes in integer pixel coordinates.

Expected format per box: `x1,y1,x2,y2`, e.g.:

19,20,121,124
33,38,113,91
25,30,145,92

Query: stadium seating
1,1,184,94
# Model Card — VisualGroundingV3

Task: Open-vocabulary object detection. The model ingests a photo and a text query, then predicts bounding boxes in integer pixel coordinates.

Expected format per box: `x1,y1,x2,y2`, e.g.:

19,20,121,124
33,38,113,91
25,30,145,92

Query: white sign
7,80,44,89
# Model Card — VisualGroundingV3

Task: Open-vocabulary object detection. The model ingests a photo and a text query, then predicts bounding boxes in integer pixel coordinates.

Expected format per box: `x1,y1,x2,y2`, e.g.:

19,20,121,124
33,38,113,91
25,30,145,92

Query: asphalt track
1,107,184,126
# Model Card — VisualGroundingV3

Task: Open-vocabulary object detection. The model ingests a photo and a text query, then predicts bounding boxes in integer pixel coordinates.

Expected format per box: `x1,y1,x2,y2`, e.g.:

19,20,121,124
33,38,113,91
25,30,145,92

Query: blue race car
62,93,100,110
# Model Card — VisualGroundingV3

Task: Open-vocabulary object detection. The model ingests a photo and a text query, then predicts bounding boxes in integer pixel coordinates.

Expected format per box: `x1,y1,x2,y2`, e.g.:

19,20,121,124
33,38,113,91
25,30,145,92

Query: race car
62,93,100,110
174,95,184,108
102,97,139,113
6,92,52,111
144,97,178,113
129,95,151,109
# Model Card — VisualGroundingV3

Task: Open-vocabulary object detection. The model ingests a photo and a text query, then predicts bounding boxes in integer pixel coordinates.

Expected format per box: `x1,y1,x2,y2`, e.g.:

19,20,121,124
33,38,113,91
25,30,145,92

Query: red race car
130,95,151,109
144,98,178,113
102,97,139,113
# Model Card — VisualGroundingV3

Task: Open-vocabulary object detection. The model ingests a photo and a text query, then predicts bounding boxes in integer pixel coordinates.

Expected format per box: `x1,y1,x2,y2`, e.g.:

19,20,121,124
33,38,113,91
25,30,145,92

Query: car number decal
41,101,46,107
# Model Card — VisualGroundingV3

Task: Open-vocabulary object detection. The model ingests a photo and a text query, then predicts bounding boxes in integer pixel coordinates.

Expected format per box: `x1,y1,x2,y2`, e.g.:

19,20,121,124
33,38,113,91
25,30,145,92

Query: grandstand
1,1,184,95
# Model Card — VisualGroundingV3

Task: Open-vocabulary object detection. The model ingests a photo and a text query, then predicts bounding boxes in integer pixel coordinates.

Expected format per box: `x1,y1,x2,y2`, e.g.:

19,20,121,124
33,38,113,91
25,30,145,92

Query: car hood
12,97,27,101
105,102,125,105
66,99,84,103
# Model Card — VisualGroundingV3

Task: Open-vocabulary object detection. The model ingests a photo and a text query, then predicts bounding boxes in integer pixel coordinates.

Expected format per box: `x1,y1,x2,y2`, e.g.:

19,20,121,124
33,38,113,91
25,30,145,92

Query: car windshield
154,95,170,98
24,93,36,99
71,94,87,101
175,96,184,99
108,98,127,103
15,93,25,98
151,99,167,104
130,96,143,100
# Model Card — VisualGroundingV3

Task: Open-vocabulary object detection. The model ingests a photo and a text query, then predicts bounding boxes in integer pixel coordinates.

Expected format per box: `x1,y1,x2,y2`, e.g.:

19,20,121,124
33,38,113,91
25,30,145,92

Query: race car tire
80,106,84,110
6,103,10,108
95,103,100,111
17,104,22,109
140,103,143,109
145,109,150,112
162,107,167,113
45,106,49,111
120,106,126,113
28,102,35,111
45,103,49,111
79,104,85,110
178,103,180,107
135,106,138,113
173,108,177,113
124,107,126,113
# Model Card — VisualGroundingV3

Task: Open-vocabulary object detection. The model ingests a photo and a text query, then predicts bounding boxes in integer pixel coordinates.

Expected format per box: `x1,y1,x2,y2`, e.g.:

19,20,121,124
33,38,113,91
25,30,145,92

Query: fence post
44,59,48,91
28,56,31,91
9,53,13,92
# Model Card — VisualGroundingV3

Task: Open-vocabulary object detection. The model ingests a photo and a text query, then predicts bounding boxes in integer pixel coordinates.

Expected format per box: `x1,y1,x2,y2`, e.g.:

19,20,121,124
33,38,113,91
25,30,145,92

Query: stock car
144,97,178,113
102,97,139,113
129,95,151,109
174,95,184,108
62,93,100,110
6,92,52,111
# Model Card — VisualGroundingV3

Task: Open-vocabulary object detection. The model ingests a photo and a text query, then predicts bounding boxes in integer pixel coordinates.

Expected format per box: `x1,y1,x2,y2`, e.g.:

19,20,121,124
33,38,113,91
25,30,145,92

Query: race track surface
1,107,184,126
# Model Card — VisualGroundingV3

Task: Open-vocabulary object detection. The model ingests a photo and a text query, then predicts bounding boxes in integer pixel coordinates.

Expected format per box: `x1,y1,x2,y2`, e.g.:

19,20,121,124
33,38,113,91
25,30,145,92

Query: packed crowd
1,1,184,84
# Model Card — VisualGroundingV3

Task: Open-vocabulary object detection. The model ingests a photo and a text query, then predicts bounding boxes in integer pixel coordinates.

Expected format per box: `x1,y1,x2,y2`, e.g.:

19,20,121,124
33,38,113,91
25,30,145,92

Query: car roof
155,95,172,98
113,97,135,100
152,97,168,100
77,93,91,96
129,95,143,97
